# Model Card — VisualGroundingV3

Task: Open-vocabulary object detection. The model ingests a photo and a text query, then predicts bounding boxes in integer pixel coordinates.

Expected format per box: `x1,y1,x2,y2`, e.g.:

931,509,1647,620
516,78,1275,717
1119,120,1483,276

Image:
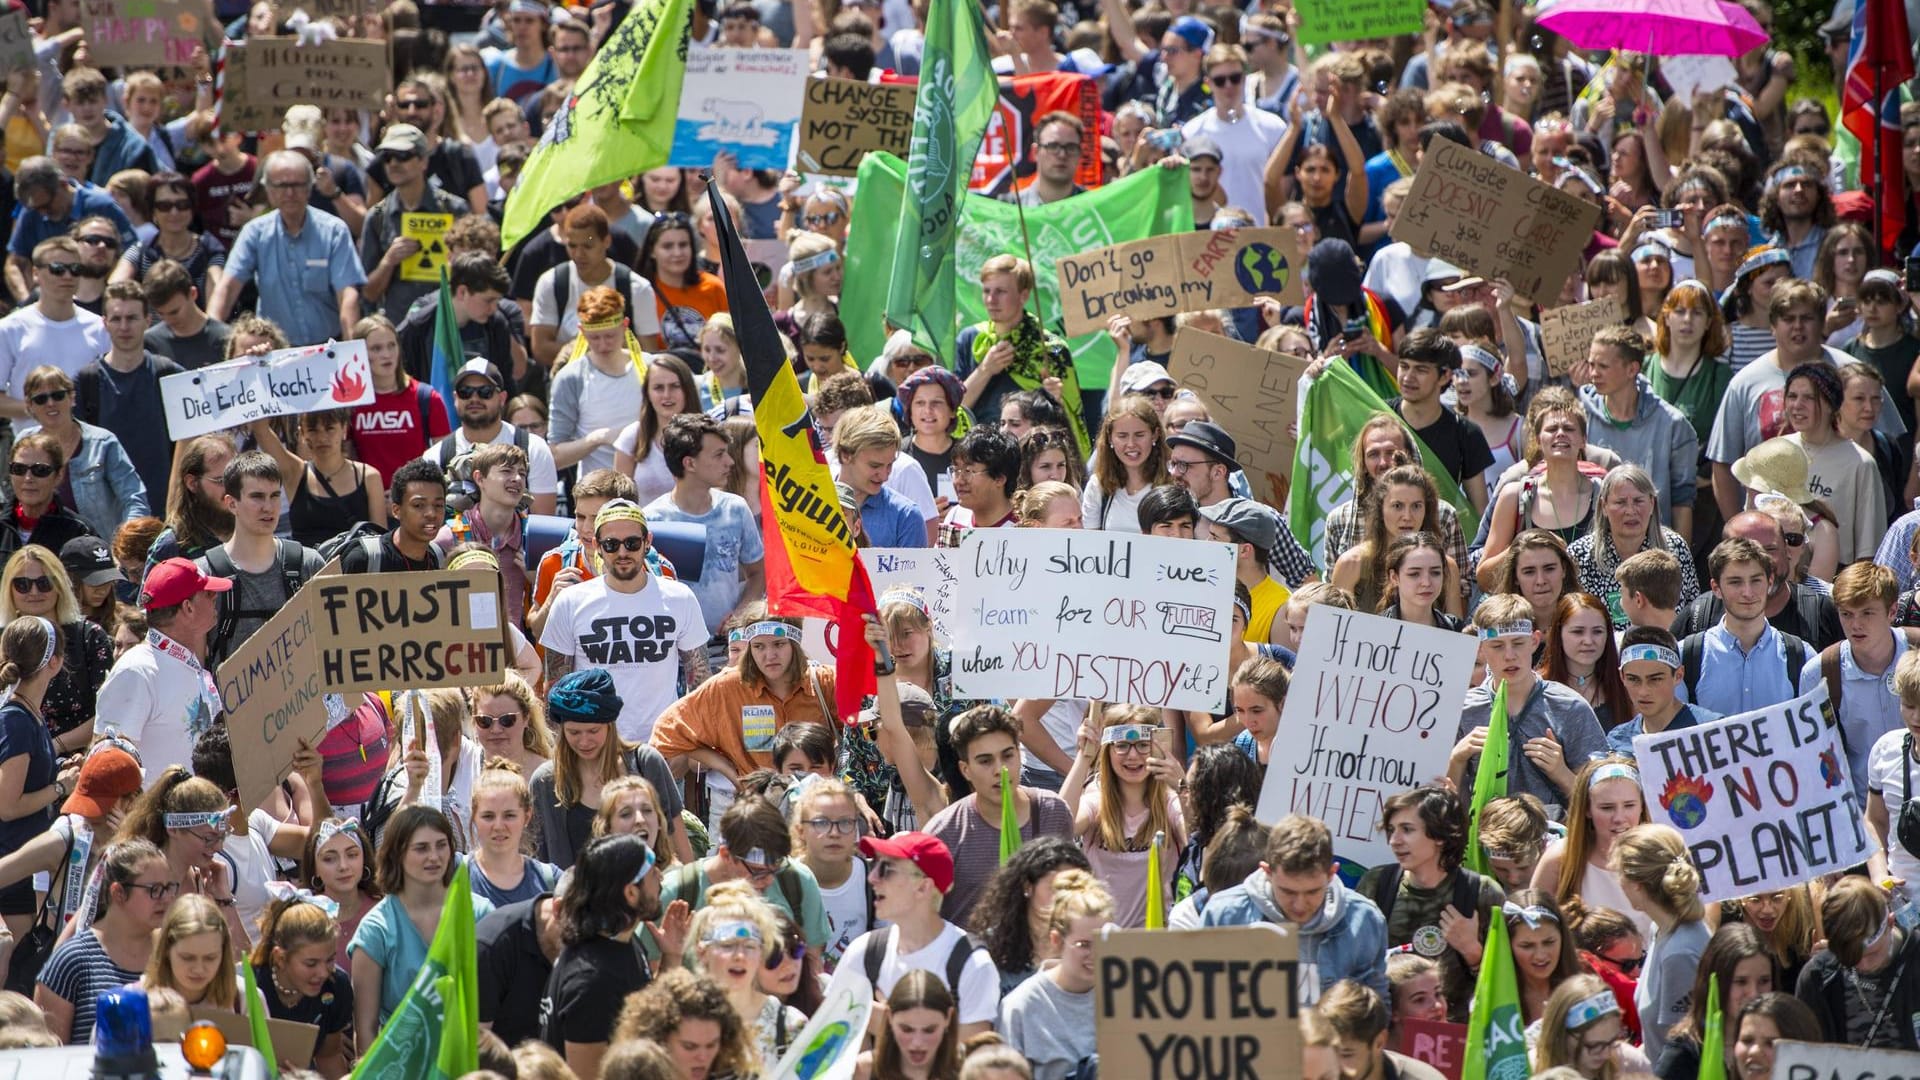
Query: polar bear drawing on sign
699,98,778,147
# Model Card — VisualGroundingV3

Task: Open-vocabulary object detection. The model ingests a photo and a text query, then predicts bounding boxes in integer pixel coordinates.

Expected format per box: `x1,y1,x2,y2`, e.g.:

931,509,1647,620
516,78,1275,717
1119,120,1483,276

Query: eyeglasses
1167,457,1210,475
473,711,521,731
765,939,807,970
36,262,79,277
76,235,116,248
8,462,55,478
1111,740,1152,758
802,211,842,228
455,384,499,400
10,576,52,594
266,180,309,192
1782,532,1806,547
804,816,859,835
736,855,784,881
1210,71,1245,86
153,199,193,213
125,880,182,901
951,465,990,480
1037,141,1080,154
28,389,69,406
1579,1031,1625,1055
598,536,648,553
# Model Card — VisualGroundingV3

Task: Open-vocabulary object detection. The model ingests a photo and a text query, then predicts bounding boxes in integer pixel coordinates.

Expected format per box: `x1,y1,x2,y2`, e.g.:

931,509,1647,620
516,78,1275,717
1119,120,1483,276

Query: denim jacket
67,422,148,535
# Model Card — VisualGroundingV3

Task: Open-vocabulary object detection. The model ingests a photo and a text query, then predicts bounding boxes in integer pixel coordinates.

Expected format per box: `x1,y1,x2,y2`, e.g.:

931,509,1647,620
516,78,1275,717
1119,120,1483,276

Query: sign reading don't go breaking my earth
950,529,1235,712
1054,226,1305,337
162,340,373,440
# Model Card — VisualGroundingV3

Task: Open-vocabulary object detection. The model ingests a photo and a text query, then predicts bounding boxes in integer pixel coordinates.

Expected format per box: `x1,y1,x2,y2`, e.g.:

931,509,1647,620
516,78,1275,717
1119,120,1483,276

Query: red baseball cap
141,557,232,610
859,832,954,894
63,746,143,817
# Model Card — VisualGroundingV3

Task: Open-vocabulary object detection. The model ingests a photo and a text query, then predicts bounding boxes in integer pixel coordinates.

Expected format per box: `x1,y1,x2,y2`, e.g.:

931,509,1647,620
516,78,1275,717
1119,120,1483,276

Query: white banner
766,971,873,1080
668,46,810,170
1256,606,1480,868
161,340,373,440
803,548,956,658
1633,685,1870,900
1771,1040,1920,1079
949,529,1235,712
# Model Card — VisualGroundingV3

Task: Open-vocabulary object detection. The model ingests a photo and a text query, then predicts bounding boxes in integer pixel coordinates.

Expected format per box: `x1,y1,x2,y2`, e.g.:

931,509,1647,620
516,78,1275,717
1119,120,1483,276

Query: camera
1652,208,1684,229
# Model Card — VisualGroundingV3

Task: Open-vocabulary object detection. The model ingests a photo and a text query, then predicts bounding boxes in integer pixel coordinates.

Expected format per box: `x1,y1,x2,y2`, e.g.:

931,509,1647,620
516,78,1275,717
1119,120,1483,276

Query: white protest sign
1661,54,1739,106
668,46,810,170
1633,684,1870,901
766,972,872,1080
1256,606,1480,867
803,548,956,658
1770,1040,1920,1080
950,530,1235,712
162,340,373,440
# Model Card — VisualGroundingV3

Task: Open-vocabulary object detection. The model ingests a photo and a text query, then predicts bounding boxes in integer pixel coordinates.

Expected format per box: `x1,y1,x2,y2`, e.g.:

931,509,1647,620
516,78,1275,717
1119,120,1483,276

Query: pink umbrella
1535,0,1767,56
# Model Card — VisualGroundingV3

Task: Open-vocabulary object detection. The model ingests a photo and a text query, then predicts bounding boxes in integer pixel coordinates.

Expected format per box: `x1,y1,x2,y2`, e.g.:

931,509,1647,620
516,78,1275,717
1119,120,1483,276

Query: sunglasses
455,384,499,400
598,536,648,552
28,389,69,406
36,262,79,277
802,211,842,227
9,462,55,478
1210,71,1245,86
395,98,433,110
1604,952,1644,975
10,576,52,594
1783,532,1806,548
474,711,521,731
765,939,807,970
153,199,193,213
386,149,421,163
1136,385,1177,400
76,235,116,248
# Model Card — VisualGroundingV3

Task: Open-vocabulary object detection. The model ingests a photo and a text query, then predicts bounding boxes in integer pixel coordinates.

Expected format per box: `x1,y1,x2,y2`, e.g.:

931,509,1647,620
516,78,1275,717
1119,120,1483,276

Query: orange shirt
648,665,839,777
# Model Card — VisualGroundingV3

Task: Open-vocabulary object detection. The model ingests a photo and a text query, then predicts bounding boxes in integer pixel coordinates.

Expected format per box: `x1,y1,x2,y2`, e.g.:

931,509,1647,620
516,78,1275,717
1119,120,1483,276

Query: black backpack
861,924,988,995
198,541,312,664
1369,865,1483,927
551,263,634,328
315,521,390,564
1680,630,1808,705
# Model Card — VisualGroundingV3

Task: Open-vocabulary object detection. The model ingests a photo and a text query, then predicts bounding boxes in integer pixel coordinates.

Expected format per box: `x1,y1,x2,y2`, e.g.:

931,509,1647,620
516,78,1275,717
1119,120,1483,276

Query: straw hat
1731,437,1813,505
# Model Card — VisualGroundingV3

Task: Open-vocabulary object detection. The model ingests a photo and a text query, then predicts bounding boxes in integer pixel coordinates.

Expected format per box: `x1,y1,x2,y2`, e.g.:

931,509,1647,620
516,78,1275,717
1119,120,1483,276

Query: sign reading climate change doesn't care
162,340,374,440
1632,684,1871,900
950,530,1235,713
1256,606,1481,868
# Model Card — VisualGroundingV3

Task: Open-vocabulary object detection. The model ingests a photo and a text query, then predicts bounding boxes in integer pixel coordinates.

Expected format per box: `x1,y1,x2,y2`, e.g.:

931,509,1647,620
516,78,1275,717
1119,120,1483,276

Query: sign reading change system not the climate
950,529,1235,713
1054,226,1304,337
162,340,374,440
798,77,917,176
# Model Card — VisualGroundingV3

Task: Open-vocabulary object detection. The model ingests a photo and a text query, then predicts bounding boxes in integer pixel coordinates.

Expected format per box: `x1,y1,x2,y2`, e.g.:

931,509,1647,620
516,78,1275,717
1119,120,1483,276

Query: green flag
499,0,693,250
1460,914,1529,1080
351,862,480,1080
883,0,997,364
999,766,1020,866
846,151,1191,389
241,959,278,1077
1698,973,1724,1080
1465,679,1511,878
429,266,462,407
1288,358,1480,569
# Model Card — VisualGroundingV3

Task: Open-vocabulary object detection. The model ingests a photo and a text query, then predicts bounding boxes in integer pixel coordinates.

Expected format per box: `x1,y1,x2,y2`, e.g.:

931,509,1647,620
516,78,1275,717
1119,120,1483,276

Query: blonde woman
467,762,560,907
366,689,484,854
1533,972,1649,1078
1060,705,1185,928
696,313,749,411
1611,824,1709,1060
688,880,805,1065
140,893,239,1011
467,673,553,779
1000,869,1111,1075
251,890,353,1077
590,774,677,868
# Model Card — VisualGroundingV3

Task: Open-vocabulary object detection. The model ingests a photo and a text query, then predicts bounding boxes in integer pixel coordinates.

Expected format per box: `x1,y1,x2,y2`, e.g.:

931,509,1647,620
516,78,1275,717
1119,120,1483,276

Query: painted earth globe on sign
1234,243,1290,296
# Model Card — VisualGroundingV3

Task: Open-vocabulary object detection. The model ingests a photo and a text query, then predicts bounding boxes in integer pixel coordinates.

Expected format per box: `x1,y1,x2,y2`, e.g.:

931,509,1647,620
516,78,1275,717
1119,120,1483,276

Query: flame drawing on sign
330,366,366,402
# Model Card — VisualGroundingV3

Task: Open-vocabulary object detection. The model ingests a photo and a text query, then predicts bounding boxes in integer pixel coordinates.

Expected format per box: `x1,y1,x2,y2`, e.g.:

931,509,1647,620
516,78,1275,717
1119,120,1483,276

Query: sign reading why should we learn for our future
1391,140,1600,302
797,77,917,177
670,46,810,171
1164,329,1308,506
951,530,1235,713
162,340,373,440
1769,1040,1920,1080
1256,606,1481,868
1055,226,1305,337
1097,926,1302,1080
1633,685,1871,900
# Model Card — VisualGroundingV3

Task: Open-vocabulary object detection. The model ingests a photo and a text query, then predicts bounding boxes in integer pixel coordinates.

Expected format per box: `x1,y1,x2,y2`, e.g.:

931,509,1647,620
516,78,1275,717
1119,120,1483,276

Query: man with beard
541,829,670,1080
67,215,121,315
1760,156,1835,279
1005,112,1087,209
424,358,558,515
540,499,709,744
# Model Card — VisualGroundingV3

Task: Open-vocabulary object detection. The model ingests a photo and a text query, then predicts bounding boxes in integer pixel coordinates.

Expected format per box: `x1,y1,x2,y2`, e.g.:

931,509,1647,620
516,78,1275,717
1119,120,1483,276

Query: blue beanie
548,668,623,725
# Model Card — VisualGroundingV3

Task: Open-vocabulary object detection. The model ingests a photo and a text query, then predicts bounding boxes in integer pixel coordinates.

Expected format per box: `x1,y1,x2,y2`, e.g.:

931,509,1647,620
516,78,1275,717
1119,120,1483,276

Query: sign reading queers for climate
950,530,1235,713
1055,226,1304,337
162,340,374,440
1391,139,1600,301
1096,926,1301,1080
1632,685,1871,899
1257,606,1481,868
221,568,512,812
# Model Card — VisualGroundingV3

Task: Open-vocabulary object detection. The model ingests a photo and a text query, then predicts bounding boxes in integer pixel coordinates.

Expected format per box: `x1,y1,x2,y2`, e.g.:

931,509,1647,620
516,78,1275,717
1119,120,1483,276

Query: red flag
1842,0,1916,257
879,70,1103,194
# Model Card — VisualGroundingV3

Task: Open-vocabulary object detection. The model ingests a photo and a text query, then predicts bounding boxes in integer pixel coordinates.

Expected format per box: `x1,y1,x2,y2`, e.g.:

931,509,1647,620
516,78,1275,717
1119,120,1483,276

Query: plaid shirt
1325,499,1472,602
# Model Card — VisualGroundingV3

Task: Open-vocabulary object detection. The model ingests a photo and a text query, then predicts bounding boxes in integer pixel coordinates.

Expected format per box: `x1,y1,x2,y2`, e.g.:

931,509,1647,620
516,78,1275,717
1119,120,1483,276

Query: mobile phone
1652,208,1684,229
1906,256,1920,293
1148,129,1183,152
1342,317,1366,341
1151,727,1174,761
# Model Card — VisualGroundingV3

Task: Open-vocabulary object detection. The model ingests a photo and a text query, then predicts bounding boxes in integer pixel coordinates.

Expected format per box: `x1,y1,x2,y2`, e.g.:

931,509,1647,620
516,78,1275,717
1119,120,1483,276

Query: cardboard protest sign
1632,685,1871,900
1770,1040,1920,1079
1164,328,1308,505
1096,927,1302,1079
804,548,956,657
1257,607,1481,867
0,12,36,77
217,582,327,814
798,77,916,177
309,570,513,695
1056,227,1304,336
1395,1019,1466,1080
950,530,1235,712
399,212,454,284
273,0,368,23
1538,297,1625,378
670,46,809,170
190,1007,320,1064
162,340,374,440
81,0,203,69
1295,0,1424,45
224,37,390,130
1391,140,1600,301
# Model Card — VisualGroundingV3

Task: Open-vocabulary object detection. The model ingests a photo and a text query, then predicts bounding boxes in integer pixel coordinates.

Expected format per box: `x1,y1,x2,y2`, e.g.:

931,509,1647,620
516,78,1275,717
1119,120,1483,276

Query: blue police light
92,987,161,1079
